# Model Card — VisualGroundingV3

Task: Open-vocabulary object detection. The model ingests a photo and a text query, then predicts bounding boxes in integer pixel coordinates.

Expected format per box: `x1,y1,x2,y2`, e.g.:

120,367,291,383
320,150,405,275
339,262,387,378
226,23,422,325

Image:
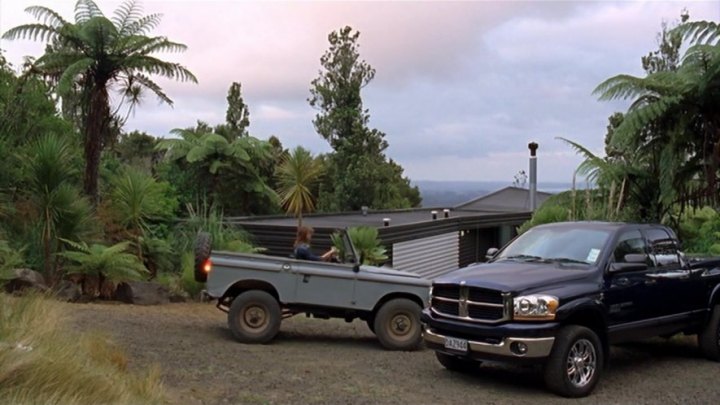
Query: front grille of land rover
431,284,509,323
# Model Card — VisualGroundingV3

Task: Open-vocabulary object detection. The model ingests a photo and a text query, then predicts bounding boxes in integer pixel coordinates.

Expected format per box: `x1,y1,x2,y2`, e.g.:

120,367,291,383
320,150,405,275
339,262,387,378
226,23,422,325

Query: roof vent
383,218,391,227
361,206,369,216
431,210,438,220
443,209,450,218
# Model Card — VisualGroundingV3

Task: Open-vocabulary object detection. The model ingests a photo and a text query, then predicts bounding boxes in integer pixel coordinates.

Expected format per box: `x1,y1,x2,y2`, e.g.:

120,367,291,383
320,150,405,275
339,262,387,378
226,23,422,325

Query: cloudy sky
1,0,719,183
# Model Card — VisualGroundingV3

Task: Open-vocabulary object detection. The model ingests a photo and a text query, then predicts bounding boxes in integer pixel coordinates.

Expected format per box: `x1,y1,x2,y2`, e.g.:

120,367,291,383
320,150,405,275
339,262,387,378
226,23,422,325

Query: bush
331,226,388,265
179,251,205,298
678,207,720,255
0,293,165,404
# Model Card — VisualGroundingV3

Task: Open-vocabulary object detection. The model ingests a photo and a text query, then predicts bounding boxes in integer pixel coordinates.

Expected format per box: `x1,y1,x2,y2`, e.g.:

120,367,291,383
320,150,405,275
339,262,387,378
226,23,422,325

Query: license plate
444,336,468,352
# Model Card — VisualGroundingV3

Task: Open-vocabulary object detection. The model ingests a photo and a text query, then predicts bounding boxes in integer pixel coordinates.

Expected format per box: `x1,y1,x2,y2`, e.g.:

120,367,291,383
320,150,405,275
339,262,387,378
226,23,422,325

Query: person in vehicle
294,226,337,261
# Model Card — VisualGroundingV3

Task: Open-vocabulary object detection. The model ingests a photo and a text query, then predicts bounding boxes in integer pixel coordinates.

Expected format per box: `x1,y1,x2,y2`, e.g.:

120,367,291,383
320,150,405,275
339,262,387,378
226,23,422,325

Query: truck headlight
513,295,559,320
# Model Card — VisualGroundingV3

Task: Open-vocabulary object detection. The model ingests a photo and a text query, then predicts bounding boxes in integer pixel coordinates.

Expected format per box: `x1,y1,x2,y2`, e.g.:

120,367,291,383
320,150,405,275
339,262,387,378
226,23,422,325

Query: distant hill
414,180,573,208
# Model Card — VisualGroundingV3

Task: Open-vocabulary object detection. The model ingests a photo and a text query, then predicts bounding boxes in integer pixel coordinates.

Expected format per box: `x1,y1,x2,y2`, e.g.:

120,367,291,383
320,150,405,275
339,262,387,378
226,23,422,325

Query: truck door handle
303,275,311,283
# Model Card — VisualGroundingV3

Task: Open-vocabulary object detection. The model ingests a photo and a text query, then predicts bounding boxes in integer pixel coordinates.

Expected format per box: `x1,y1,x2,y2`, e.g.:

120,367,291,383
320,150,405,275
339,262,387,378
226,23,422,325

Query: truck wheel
544,325,603,398
193,232,212,283
228,290,281,344
435,352,480,373
373,298,422,351
698,304,720,361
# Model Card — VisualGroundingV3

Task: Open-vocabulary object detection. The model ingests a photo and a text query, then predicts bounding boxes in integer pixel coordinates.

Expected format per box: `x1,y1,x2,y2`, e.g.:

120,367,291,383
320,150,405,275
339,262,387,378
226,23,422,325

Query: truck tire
698,304,720,361
373,298,422,351
544,325,603,398
228,290,281,344
194,232,212,283
435,352,481,373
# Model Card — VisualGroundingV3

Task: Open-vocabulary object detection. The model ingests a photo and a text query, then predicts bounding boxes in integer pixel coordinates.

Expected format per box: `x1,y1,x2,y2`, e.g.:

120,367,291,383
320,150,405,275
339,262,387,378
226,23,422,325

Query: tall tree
221,81,250,140
2,0,197,202
309,26,420,211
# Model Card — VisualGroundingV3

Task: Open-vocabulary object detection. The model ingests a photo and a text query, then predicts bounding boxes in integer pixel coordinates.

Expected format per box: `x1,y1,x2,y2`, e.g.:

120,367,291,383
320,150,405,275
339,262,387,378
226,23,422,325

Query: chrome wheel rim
566,339,596,388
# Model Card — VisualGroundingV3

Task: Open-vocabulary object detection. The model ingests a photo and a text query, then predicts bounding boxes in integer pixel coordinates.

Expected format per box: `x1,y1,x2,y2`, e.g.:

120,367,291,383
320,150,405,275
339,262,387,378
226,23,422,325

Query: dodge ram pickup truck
421,221,720,397
194,230,430,350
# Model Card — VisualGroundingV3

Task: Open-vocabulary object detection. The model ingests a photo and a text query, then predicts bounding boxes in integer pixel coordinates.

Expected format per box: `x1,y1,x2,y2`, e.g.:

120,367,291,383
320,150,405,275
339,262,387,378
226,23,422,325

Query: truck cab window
645,228,680,268
612,230,646,263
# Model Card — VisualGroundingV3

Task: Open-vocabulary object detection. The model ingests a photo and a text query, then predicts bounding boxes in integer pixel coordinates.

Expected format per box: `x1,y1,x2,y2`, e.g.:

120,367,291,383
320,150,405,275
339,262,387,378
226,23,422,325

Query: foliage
677,207,720,255
114,130,159,172
3,0,197,201
138,235,175,276
0,240,25,281
173,200,260,254
21,134,97,281
59,240,148,282
276,146,325,226
331,226,388,265
179,251,204,298
157,120,278,215
0,293,165,404
592,12,720,219
309,26,421,211
109,166,178,237
219,81,250,140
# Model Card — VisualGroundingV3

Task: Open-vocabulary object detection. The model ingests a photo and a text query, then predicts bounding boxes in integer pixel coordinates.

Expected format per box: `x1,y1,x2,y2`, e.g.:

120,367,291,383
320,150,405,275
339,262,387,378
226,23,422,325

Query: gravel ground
67,301,720,405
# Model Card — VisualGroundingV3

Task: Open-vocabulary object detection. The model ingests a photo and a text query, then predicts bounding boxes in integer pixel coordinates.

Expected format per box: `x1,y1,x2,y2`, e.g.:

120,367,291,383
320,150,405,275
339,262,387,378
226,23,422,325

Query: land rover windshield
494,226,612,266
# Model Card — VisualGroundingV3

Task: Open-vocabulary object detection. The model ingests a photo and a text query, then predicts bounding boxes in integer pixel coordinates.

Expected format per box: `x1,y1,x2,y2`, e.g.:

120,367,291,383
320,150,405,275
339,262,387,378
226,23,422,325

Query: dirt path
68,301,720,405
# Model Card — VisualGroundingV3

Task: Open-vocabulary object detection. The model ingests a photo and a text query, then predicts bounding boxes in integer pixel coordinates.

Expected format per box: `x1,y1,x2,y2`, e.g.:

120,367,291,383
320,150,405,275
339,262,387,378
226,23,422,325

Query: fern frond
1,24,60,42
112,0,143,33
25,6,69,27
675,21,720,45
57,57,94,94
74,0,105,23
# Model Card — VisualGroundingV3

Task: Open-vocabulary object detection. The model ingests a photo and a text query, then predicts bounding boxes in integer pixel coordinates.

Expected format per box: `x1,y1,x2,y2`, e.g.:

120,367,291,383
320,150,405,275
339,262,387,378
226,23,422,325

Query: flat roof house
228,186,553,279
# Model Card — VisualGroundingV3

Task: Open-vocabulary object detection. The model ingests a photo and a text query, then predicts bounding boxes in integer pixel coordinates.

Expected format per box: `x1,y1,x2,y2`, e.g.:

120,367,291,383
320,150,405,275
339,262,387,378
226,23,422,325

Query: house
228,187,553,279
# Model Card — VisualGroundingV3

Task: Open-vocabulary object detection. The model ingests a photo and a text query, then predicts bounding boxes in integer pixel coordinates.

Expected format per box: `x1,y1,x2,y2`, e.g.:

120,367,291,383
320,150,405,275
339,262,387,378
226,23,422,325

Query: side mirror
610,253,649,272
485,247,499,261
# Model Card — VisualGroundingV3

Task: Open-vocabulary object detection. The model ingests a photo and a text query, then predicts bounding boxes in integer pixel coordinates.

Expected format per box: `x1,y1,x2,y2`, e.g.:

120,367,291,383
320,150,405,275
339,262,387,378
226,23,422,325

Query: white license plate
444,336,468,352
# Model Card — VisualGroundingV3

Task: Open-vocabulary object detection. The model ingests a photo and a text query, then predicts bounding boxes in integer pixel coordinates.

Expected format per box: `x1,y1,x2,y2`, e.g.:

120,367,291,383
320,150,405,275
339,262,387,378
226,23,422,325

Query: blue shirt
294,243,321,261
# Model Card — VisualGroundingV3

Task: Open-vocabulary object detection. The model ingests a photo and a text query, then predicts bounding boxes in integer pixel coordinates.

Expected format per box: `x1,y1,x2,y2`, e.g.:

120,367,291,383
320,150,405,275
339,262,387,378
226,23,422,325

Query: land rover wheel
544,325,603,398
373,298,422,351
193,232,212,283
435,352,481,373
698,304,720,361
228,290,281,344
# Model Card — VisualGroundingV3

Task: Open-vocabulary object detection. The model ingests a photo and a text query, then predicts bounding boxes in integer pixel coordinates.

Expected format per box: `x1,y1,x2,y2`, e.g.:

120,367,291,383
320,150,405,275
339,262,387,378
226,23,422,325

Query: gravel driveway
68,301,719,405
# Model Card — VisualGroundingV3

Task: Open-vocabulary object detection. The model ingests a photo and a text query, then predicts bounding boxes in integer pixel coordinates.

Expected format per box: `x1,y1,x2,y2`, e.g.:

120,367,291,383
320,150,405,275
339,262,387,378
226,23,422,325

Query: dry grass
0,293,165,405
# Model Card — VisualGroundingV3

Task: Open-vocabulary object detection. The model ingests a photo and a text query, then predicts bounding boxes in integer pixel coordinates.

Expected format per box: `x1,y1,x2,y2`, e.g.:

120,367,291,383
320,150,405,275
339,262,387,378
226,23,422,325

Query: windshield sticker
587,248,600,262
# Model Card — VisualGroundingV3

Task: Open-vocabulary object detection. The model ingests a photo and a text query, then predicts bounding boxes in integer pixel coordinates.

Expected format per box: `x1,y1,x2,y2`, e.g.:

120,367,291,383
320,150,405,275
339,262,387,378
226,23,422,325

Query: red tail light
202,259,212,273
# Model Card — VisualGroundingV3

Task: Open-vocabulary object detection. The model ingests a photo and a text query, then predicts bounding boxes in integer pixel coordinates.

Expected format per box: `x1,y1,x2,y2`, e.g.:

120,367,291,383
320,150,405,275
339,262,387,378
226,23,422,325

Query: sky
1,0,719,183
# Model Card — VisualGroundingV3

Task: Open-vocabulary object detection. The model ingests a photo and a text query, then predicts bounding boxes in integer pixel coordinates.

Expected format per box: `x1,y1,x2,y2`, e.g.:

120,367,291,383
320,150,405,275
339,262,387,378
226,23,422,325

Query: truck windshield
494,227,612,266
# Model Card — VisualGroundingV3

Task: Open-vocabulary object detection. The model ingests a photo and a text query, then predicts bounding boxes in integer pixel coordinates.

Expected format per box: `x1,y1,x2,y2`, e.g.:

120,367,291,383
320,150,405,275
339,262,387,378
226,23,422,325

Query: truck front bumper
423,326,555,359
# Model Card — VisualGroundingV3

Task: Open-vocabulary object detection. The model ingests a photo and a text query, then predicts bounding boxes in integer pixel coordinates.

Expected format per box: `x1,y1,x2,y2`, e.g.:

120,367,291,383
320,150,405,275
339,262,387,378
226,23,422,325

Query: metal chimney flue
443,209,450,218
528,142,539,211
383,218,391,227
431,210,438,220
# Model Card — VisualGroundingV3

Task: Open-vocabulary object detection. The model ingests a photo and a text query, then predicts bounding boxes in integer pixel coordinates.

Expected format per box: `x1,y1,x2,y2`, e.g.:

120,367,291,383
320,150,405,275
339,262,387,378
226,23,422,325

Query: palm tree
276,146,324,227
2,0,197,202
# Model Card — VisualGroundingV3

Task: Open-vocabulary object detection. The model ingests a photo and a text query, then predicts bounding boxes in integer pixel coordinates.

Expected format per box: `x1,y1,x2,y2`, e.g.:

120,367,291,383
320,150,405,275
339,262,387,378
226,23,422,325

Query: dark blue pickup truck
421,221,720,397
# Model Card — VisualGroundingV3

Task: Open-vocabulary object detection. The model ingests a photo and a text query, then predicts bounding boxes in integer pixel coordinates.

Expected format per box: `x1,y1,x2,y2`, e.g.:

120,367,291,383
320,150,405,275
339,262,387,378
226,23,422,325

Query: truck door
605,229,661,326
291,260,356,308
643,227,704,317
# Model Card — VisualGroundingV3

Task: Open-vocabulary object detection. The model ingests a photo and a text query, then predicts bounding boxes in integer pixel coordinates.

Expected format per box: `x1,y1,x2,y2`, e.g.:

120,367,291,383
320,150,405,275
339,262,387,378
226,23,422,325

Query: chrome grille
431,283,509,323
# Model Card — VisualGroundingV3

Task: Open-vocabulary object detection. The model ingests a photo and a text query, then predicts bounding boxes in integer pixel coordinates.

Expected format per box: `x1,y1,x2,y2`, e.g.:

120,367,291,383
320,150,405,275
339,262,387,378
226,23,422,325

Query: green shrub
678,207,720,255
179,251,205,298
59,240,148,283
0,240,24,282
331,226,388,265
